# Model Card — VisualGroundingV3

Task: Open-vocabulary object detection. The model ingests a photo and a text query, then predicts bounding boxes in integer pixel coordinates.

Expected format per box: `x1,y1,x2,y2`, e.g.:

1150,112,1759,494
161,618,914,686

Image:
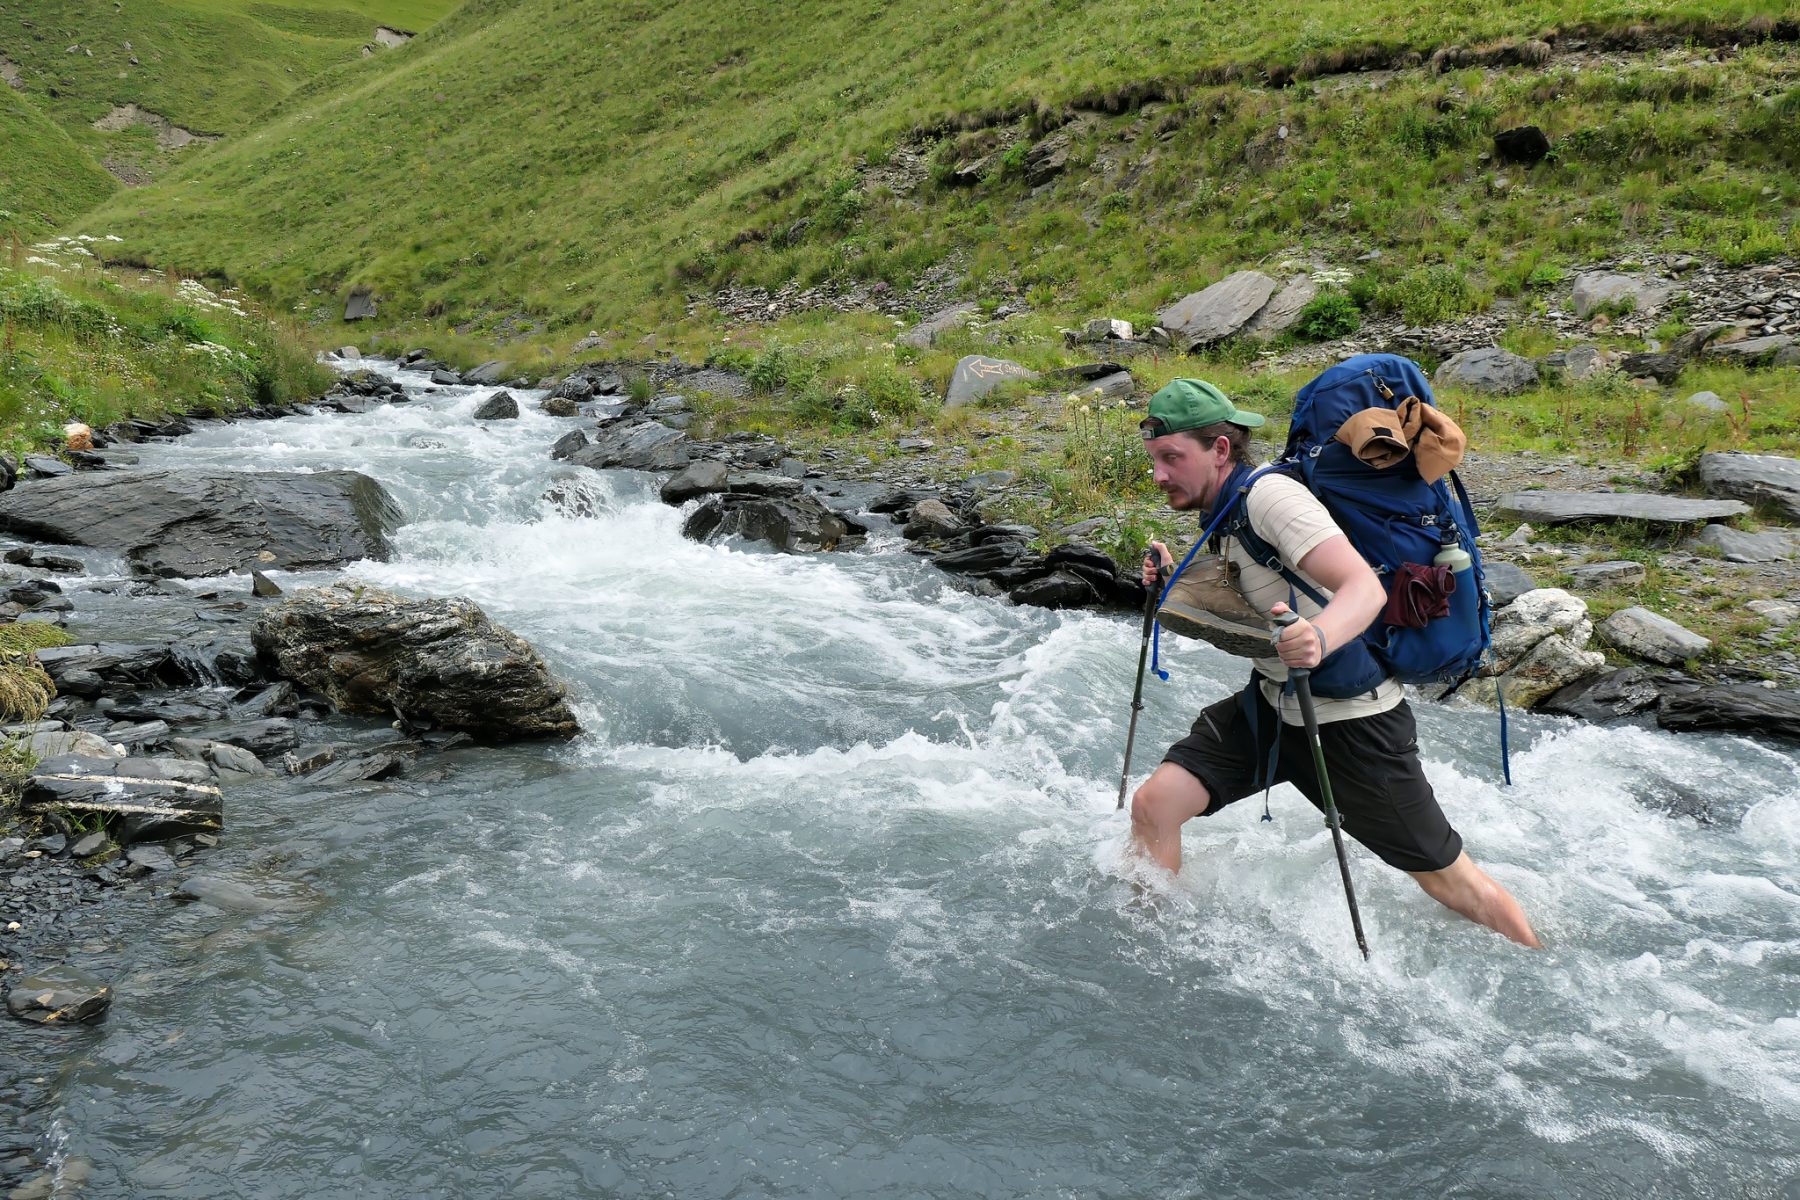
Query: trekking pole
1274,610,1371,961
1117,551,1169,810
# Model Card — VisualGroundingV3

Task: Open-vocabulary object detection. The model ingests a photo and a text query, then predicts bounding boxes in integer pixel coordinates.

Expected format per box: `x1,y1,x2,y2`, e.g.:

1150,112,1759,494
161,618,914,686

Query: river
7,362,1799,1197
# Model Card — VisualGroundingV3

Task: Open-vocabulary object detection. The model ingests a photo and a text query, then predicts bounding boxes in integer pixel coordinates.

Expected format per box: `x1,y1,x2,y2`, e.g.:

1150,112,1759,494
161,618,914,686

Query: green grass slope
0,0,456,187
81,0,1800,338
0,88,115,236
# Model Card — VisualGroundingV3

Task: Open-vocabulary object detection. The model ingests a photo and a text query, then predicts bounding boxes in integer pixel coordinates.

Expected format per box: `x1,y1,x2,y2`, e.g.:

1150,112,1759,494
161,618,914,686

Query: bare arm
1271,534,1385,670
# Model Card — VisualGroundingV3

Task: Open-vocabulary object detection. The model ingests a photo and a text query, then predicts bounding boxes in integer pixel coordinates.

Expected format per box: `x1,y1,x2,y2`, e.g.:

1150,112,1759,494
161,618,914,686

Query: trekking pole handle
1272,609,1310,680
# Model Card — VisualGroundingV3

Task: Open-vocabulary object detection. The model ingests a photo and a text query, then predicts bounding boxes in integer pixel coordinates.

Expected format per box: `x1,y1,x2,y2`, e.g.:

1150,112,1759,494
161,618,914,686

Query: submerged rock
7,965,112,1025
251,584,580,741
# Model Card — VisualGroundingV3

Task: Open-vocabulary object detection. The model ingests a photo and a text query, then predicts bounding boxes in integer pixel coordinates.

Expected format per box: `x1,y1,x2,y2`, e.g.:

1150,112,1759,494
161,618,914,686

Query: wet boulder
0,469,402,578
567,418,691,472
251,584,580,741
682,493,862,553
1539,667,1663,723
1009,571,1099,609
471,391,519,420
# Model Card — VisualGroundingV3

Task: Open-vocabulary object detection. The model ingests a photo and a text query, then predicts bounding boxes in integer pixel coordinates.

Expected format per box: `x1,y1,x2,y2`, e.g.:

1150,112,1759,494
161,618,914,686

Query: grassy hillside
77,0,1800,338
0,243,331,453
0,88,115,236
0,0,455,194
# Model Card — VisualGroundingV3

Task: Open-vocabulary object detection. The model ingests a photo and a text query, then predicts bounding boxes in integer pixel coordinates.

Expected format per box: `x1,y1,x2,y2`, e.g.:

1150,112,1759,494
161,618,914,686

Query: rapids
7,362,1798,1197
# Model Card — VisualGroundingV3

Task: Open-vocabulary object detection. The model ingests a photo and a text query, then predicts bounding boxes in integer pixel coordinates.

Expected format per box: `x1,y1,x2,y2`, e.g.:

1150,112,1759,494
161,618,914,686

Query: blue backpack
1155,354,1507,772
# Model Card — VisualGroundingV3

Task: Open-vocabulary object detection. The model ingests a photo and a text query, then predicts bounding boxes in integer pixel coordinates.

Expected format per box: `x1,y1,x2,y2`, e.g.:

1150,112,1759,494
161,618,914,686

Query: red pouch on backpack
1381,562,1456,629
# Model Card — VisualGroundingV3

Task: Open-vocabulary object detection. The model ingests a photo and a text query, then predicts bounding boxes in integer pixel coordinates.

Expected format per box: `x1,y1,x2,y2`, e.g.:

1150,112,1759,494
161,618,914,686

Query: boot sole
1155,603,1275,659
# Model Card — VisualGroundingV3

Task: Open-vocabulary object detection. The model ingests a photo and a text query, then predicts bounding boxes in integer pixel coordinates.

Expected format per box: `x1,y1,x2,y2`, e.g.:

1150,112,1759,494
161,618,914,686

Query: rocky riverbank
3,349,1797,1051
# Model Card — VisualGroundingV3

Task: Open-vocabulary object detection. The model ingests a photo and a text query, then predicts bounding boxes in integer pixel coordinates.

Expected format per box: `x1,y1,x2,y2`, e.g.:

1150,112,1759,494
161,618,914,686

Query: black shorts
1162,685,1463,874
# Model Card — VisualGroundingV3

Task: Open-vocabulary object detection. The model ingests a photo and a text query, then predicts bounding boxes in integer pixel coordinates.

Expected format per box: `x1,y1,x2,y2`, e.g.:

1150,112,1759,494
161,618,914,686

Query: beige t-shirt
1220,471,1403,725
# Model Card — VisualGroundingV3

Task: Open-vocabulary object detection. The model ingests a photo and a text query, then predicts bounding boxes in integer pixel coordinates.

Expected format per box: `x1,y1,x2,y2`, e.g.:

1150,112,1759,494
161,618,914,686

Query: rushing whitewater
13,363,1800,1197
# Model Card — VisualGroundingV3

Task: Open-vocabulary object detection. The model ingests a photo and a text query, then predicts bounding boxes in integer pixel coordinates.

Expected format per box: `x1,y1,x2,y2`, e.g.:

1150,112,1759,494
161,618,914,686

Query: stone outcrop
251,584,579,741
0,469,401,577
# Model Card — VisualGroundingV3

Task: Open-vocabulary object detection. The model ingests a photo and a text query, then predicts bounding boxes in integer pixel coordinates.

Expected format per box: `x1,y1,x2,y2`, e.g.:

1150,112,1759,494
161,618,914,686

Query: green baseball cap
1140,378,1265,439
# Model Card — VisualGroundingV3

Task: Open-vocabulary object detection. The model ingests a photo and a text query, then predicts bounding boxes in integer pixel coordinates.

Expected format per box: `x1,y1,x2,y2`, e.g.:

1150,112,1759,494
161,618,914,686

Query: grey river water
6,362,1800,1197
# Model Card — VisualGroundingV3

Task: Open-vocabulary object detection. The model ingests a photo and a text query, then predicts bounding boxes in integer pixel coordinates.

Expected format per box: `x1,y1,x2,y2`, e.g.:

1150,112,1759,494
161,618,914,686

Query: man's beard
1161,486,1203,511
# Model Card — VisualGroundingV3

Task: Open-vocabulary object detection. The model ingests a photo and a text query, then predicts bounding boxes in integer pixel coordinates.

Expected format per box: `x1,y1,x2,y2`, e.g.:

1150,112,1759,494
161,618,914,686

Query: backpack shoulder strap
1220,465,1331,610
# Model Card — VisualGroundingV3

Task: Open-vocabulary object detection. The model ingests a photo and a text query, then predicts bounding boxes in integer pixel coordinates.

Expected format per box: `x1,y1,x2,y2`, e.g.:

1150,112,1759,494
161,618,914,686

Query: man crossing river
1128,378,1541,948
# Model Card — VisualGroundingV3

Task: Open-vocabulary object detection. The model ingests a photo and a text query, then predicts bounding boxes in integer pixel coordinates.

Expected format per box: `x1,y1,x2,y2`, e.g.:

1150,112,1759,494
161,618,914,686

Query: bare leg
1129,763,1213,873
1408,852,1542,948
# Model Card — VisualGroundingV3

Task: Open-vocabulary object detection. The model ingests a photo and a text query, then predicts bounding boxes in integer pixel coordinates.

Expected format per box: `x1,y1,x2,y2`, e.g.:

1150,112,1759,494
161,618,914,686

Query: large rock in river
682,493,862,552
252,585,579,741
0,469,401,577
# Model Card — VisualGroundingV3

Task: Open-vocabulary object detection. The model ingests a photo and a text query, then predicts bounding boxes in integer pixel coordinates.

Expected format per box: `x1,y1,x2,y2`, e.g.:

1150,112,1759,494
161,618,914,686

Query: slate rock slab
1482,561,1536,607
252,584,580,741
1567,560,1648,589
0,469,401,578
1240,275,1318,340
1704,334,1794,364
1539,666,1663,723
1492,491,1747,527
944,355,1039,408
1699,451,1800,522
1157,271,1279,349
